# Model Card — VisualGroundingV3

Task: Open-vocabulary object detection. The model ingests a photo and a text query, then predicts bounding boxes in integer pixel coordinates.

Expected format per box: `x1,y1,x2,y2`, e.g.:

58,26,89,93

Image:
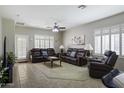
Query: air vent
16,22,25,25
78,5,86,9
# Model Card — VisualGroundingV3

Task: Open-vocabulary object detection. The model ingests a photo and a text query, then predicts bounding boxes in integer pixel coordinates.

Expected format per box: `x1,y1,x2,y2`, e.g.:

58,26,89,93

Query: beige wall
1,13,124,70
1,18,15,53
63,12,124,50
63,12,124,71
0,17,2,56
15,26,63,53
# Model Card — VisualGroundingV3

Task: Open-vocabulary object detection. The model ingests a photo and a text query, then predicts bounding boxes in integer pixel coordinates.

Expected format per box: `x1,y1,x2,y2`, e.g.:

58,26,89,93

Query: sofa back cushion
76,52,85,58
31,48,41,52
104,51,113,57
33,52,41,57
47,48,55,56
31,48,42,57
76,49,86,57
106,52,118,67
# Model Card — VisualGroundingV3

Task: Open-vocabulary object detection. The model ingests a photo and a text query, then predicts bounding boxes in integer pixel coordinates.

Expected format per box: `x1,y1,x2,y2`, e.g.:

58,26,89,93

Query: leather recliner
88,51,118,78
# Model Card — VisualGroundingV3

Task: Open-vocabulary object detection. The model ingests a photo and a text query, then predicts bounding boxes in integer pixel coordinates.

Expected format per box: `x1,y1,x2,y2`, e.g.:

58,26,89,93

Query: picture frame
72,35,85,45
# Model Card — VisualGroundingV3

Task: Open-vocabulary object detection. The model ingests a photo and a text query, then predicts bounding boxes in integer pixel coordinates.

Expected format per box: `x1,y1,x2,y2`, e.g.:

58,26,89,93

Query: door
15,35,29,59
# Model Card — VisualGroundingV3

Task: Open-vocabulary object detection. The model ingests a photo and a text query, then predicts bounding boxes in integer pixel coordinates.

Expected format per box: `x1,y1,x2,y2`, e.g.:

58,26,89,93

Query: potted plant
7,52,15,65
7,52,16,83
0,56,8,87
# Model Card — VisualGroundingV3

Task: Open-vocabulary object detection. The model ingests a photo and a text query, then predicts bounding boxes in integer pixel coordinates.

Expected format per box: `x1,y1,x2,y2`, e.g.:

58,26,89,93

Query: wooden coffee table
45,56,62,68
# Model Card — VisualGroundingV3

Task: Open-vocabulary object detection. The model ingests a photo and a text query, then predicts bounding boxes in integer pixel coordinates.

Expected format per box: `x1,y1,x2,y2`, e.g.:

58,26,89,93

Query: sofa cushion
70,51,76,58
34,56,43,59
33,52,41,57
64,56,77,62
68,57,77,62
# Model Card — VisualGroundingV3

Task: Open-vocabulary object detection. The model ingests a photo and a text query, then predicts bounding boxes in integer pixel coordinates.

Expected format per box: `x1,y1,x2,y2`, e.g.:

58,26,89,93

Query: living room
0,1,124,90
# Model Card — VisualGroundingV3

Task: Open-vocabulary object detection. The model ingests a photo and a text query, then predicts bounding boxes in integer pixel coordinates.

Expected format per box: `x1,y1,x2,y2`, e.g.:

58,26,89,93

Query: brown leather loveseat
61,48,88,66
30,48,58,63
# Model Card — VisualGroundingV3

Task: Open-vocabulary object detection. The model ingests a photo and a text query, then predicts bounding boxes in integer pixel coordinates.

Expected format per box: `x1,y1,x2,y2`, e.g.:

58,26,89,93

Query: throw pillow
42,51,48,56
70,51,76,58
66,51,71,56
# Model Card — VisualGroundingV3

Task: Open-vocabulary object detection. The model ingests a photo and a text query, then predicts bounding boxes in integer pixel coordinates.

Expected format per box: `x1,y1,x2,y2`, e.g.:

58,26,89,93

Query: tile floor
7,62,106,88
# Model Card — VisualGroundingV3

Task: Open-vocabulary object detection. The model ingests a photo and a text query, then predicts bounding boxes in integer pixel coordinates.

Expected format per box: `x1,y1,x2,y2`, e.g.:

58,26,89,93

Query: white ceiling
0,5,124,29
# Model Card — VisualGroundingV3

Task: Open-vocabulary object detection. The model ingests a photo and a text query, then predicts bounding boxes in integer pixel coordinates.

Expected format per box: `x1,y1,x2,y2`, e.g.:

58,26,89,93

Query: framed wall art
72,35,85,45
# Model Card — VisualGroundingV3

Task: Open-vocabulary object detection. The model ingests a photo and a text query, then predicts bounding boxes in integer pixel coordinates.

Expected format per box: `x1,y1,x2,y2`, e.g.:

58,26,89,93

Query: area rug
32,61,91,81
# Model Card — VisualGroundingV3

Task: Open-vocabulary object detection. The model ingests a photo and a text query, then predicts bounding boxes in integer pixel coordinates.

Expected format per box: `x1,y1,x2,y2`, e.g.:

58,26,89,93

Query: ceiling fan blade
59,27,66,29
46,26,52,29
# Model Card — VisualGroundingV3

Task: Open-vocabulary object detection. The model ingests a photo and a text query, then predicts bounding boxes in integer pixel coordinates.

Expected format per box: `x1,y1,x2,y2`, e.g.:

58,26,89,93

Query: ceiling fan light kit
52,27,59,32
52,22,59,32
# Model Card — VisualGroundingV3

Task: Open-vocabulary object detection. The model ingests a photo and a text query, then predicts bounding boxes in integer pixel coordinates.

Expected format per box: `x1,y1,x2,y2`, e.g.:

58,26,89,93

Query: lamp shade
59,45,64,49
84,44,93,50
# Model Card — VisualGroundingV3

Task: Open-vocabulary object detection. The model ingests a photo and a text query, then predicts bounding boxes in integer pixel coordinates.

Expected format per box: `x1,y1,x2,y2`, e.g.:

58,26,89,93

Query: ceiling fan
47,22,66,32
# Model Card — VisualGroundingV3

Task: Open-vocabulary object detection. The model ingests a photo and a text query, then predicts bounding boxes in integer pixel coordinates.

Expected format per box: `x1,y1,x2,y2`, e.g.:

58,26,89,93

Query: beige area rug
32,61,91,81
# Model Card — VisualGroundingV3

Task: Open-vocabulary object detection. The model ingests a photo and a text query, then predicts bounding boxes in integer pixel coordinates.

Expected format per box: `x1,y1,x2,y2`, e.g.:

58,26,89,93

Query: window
102,28,110,54
50,36,54,48
102,35,109,54
95,36,101,54
34,35,54,48
15,35,28,59
111,34,119,54
111,25,120,55
94,25,123,56
94,30,101,54
122,34,124,55
121,24,124,55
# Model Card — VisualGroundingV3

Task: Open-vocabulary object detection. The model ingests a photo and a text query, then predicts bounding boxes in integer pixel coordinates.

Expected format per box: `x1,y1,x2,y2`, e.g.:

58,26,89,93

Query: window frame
34,35,54,49
15,34,29,59
94,24,124,57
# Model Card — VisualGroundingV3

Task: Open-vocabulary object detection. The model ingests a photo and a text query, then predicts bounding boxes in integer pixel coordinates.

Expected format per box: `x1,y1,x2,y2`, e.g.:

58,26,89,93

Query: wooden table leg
60,60,62,66
51,60,53,68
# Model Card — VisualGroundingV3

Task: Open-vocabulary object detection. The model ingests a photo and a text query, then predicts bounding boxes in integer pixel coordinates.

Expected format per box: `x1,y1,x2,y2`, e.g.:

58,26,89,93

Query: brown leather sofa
88,51,118,78
30,48,58,63
61,48,88,66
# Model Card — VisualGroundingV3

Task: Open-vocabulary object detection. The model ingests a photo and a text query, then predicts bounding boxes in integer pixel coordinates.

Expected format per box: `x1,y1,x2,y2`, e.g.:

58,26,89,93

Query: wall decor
72,35,85,45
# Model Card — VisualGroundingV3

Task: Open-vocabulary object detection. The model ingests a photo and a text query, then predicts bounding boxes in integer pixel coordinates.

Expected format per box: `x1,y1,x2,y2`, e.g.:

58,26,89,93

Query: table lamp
59,45,64,54
84,44,93,56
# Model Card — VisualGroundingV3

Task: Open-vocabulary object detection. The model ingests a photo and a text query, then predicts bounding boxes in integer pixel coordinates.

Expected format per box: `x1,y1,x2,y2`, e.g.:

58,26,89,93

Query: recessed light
78,5,86,9
16,14,20,17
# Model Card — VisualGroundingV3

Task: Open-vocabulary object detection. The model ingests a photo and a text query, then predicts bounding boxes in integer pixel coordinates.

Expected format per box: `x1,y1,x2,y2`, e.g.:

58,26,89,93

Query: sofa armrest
62,53,67,56
90,58,102,62
77,56,87,66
